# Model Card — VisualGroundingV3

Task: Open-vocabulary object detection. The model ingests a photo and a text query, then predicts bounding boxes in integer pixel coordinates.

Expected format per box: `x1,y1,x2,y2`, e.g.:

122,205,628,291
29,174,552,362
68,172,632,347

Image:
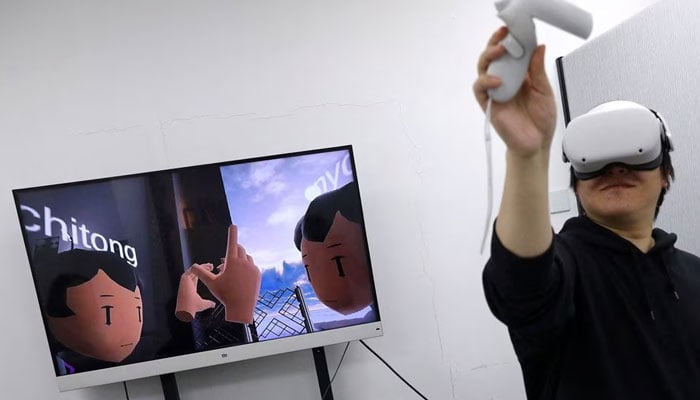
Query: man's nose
605,164,630,176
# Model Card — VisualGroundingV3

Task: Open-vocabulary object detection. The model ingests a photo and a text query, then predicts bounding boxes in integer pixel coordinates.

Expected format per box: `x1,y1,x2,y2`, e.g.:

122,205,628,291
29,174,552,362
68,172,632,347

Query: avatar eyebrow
326,243,342,248
100,294,115,297
134,297,141,300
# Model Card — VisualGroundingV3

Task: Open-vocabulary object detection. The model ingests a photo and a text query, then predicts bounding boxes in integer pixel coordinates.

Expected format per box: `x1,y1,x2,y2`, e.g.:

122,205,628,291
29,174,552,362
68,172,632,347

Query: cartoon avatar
294,181,373,315
45,249,143,363
175,224,261,324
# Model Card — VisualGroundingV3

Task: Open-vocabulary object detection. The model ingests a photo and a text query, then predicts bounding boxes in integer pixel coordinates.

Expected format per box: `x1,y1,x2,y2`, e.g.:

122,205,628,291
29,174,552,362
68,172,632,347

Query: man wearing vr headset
473,27,700,400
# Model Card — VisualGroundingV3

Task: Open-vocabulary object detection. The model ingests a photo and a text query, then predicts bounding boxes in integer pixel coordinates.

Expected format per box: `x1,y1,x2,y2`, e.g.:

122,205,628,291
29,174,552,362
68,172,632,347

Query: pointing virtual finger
225,224,239,260
237,244,247,260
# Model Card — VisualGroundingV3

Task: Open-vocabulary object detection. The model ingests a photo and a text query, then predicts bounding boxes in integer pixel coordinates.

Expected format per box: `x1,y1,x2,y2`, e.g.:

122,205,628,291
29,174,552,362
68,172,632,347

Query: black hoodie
483,216,700,400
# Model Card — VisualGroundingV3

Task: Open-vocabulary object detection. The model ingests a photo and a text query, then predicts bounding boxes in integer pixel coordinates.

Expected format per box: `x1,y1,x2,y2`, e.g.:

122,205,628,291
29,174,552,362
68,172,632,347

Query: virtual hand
191,224,262,324
175,264,216,322
473,27,557,158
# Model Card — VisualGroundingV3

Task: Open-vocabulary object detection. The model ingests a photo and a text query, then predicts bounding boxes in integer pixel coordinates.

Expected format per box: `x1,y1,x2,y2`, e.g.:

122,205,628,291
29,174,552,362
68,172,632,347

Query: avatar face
301,211,373,315
48,269,143,363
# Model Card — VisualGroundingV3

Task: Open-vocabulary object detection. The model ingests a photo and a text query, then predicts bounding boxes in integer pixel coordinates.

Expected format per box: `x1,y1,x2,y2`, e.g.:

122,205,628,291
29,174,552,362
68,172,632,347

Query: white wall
0,1,657,399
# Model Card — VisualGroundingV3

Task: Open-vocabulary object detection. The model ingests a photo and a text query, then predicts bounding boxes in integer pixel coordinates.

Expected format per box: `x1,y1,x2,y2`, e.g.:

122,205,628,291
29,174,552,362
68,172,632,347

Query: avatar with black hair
294,181,373,315
45,249,143,369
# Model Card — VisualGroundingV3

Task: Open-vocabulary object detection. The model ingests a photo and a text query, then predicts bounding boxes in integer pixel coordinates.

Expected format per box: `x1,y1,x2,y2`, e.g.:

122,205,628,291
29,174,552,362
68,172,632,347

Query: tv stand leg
312,347,334,400
160,373,181,400
158,349,334,400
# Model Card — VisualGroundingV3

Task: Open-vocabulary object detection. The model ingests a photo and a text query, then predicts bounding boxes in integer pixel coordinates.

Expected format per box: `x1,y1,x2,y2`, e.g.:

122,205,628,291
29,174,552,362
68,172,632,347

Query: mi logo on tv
221,353,228,358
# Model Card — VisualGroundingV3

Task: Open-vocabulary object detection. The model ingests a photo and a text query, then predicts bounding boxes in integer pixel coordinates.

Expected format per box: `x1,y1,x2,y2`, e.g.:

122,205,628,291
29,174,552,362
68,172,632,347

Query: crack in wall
74,124,142,136
391,101,452,397
469,362,509,372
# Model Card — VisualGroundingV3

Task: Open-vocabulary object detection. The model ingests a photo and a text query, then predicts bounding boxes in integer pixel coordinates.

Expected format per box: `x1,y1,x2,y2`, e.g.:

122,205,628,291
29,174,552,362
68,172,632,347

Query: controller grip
486,33,535,102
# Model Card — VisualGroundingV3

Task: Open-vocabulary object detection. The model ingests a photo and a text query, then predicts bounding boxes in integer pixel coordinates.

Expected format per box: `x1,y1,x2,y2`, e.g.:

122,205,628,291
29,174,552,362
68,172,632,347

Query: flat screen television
12,145,382,392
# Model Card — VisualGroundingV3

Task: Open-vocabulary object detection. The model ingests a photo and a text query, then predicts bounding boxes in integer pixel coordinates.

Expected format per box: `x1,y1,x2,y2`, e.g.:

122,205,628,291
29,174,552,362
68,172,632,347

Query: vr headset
562,100,673,180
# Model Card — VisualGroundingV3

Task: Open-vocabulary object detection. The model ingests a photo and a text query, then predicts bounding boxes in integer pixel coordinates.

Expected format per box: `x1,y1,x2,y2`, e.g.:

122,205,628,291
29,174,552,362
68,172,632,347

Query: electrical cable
480,98,494,254
359,339,429,400
321,341,351,400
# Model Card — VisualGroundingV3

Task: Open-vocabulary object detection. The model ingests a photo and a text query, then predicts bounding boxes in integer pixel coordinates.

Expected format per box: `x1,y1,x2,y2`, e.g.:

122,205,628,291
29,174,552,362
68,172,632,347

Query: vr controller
487,0,593,102
562,101,673,180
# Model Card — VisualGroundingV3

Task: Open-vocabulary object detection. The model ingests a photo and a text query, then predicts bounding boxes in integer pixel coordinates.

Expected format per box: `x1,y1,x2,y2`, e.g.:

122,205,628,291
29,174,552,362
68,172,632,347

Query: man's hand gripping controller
487,0,593,102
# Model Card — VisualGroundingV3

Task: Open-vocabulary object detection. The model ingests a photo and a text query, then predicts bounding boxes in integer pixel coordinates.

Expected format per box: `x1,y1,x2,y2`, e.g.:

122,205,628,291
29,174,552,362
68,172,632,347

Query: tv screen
13,145,382,391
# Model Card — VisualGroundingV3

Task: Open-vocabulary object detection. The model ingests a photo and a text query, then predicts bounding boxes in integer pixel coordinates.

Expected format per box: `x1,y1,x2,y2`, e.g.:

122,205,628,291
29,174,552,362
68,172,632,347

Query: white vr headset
562,100,673,180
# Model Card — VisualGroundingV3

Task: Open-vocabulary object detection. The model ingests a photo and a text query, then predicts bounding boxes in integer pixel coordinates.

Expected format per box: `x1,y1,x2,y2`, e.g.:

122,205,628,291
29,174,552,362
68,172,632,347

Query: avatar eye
137,306,142,323
304,265,312,282
331,256,346,277
101,305,114,326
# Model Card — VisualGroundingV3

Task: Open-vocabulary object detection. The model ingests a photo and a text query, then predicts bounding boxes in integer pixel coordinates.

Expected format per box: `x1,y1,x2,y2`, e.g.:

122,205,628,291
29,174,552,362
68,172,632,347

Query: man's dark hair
45,249,140,317
294,181,363,250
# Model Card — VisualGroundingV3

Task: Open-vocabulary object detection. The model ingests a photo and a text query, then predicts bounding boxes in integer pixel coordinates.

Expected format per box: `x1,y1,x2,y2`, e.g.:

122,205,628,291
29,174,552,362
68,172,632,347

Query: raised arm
473,27,557,257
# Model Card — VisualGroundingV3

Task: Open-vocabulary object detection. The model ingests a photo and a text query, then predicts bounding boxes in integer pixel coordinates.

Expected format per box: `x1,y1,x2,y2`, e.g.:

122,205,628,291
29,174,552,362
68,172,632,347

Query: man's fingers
474,27,509,109
528,45,551,92
488,26,508,46
474,74,502,91
478,26,508,74
477,43,507,75
473,75,502,110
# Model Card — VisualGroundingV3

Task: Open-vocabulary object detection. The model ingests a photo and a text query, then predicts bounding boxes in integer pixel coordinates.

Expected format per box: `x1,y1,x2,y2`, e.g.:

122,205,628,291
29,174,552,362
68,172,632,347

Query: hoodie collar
651,227,678,252
560,216,677,254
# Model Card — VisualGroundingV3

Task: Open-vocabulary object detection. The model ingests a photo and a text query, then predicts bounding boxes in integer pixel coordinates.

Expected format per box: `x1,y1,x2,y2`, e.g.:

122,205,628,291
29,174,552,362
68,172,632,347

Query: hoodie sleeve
482,225,575,337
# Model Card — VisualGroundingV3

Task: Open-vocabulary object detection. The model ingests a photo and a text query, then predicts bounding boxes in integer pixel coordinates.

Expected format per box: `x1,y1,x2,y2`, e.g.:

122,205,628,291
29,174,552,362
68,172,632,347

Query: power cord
480,97,494,254
321,341,352,399
359,340,429,400
321,340,429,400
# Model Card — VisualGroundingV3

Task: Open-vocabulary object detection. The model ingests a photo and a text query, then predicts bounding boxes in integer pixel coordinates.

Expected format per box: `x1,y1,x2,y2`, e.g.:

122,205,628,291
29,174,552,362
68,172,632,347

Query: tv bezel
12,144,383,392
